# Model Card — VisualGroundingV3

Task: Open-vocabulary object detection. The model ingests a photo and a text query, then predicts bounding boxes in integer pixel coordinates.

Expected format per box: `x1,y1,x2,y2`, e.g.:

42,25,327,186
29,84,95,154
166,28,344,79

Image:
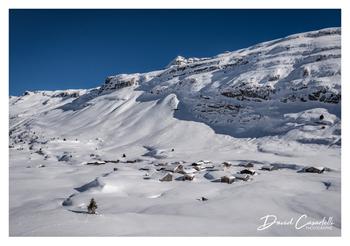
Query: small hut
192,161,214,171
154,162,167,166
222,162,232,168
239,162,254,168
240,169,256,175
193,165,205,171
174,164,184,173
204,171,227,180
233,173,250,181
159,173,173,182
177,173,195,181
179,167,197,175
161,164,183,173
261,165,278,171
220,175,236,184
301,166,325,174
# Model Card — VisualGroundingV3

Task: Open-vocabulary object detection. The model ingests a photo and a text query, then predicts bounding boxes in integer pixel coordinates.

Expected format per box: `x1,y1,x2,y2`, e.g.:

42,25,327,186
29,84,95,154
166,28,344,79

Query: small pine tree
87,198,98,214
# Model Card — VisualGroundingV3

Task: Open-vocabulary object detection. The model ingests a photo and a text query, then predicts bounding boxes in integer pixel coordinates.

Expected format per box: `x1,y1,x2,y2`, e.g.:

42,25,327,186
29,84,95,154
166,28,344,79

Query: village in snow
9,27,341,236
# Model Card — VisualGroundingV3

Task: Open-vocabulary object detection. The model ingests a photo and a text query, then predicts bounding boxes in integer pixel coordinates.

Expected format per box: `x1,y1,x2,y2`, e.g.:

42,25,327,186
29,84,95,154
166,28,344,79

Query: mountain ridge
10,27,341,142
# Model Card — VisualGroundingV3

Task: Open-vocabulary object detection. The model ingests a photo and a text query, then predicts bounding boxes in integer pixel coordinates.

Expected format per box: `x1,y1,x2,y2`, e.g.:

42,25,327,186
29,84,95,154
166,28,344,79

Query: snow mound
158,93,179,110
143,146,173,159
204,171,229,180
284,108,337,125
74,178,105,192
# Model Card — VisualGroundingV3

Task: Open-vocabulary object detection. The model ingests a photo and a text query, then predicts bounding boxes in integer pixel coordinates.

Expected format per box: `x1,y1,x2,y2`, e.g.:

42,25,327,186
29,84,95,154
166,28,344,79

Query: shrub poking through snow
323,181,331,190
197,197,208,201
87,198,98,214
35,148,45,156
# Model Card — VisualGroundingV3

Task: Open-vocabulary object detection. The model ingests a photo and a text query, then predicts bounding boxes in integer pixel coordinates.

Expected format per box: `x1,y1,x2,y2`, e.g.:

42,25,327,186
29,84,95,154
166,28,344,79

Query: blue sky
9,9,341,95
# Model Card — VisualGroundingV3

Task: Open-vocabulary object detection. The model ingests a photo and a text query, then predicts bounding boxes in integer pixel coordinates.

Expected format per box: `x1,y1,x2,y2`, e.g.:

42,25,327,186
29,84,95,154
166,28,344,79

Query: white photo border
1,0,348,245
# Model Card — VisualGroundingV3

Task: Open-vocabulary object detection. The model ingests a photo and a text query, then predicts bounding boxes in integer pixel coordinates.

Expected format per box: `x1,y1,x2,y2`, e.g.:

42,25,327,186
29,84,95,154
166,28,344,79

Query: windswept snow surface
9,28,341,236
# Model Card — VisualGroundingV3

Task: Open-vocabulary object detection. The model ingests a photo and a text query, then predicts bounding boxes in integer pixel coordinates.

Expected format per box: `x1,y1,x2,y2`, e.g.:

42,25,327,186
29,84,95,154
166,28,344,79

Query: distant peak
166,55,187,68
166,55,206,68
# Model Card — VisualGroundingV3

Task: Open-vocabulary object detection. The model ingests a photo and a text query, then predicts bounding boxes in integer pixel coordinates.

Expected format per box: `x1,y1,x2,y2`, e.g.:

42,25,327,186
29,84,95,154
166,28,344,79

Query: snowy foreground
9,28,341,236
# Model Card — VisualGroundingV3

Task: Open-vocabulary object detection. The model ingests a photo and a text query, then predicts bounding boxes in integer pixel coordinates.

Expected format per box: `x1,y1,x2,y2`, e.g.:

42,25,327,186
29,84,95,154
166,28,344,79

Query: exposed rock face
279,86,341,104
307,87,341,104
52,91,81,98
100,74,139,93
221,84,275,101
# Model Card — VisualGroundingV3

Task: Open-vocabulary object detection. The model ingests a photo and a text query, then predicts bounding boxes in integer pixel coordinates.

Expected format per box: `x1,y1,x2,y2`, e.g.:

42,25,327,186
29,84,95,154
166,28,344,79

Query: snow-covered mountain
10,27,341,141
9,28,341,236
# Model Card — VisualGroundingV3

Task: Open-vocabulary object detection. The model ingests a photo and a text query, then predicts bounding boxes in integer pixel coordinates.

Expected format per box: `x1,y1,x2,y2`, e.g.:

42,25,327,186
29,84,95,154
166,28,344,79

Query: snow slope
9,28,341,236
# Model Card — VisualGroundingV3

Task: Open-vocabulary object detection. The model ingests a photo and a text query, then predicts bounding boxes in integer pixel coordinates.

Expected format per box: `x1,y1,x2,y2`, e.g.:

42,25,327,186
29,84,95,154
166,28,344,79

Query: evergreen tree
87,198,98,214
